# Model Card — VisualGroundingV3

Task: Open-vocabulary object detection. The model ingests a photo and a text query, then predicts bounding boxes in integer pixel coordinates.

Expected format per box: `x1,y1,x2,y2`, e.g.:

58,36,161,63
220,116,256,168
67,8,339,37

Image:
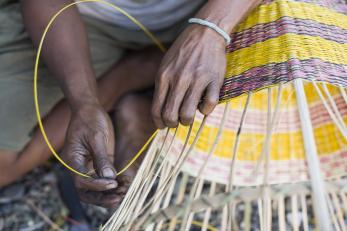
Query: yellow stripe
235,0,347,33
225,33,347,78
228,82,344,110
175,122,346,161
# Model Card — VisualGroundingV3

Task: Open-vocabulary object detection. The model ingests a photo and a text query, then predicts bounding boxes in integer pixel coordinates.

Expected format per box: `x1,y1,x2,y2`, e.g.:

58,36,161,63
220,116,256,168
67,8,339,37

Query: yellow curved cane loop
34,0,165,178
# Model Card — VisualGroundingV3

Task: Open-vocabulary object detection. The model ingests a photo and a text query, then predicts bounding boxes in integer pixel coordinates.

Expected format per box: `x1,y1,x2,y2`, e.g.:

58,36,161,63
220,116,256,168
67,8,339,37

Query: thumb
90,132,117,179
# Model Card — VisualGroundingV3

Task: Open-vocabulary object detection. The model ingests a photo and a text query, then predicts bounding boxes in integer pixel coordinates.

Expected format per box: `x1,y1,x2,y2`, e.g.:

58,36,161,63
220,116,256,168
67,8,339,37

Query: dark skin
152,0,262,128
21,0,261,207
22,0,118,205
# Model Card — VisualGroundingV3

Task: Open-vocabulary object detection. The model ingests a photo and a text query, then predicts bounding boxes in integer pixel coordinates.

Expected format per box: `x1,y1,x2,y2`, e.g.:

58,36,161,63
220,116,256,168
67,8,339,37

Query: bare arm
195,0,262,34
21,0,97,108
21,0,119,207
152,0,261,128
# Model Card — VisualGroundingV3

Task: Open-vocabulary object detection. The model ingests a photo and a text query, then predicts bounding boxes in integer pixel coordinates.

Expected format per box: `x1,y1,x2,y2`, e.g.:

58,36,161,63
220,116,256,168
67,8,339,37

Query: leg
0,49,162,187
113,92,156,194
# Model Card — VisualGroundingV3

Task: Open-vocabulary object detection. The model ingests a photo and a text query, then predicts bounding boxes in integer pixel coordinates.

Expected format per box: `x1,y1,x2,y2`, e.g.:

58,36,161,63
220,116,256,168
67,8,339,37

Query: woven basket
103,0,347,230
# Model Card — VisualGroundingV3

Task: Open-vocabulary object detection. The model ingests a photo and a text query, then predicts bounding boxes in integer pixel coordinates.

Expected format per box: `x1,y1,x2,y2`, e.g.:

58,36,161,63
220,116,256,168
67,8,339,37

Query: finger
63,145,91,175
115,185,129,195
78,190,123,208
162,79,190,128
152,72,169,129
199,82,220,115
116,174,133,191
75,176,118,192
179,83,206,126
90,132,117,179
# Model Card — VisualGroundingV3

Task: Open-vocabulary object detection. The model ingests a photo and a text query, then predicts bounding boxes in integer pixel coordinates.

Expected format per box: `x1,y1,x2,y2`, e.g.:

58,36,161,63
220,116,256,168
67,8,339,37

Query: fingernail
102,167,116,179
106,182,118,189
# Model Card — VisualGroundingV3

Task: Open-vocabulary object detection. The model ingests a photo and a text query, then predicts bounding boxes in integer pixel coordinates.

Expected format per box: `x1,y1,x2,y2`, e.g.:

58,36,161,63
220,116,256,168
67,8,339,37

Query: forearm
21,0,98,110
195,0,262,34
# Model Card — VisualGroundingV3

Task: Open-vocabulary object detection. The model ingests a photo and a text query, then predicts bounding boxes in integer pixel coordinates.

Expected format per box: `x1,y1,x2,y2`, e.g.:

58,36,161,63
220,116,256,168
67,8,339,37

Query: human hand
63,103,120,208
152,25,227,128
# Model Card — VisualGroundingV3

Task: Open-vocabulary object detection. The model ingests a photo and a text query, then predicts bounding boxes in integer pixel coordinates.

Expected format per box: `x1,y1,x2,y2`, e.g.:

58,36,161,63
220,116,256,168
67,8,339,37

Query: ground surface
0,164,112,231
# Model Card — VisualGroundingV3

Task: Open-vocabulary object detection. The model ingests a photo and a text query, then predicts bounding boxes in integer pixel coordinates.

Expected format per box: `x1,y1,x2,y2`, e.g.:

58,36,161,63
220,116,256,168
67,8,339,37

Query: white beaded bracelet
188,18,231,45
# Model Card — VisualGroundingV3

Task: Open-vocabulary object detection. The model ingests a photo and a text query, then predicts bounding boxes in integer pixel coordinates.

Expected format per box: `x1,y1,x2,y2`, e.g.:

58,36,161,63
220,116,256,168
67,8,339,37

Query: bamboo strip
313,82,347,138
169,173,189,231
258,199,264,231
294,79,332,231
244,201,252,231
326,193,341,231
133,123,198,228
300,194,309,231
278,196,286,231
339,85,347,104
231,203,239,231
184,179,205,231
331,192,346,231
202,182,216,231
291,195,299,231
180,104,230,231
221,204,228,231
105,131,162,230
322,83,347,131
128,178,347,230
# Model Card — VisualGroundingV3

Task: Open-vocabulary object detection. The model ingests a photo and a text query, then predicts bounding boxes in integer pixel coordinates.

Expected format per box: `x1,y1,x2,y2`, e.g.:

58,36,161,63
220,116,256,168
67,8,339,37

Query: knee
116,93,137,115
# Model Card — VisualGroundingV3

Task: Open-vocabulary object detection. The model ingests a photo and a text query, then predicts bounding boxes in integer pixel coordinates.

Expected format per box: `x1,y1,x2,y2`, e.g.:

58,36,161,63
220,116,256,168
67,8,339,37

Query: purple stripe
227,17,347,53
262,0,347,14
219,59,347,101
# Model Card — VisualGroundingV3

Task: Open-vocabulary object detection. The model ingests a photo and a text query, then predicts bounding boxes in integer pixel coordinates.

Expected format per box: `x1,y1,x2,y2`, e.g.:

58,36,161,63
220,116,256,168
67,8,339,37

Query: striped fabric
159,0,347,186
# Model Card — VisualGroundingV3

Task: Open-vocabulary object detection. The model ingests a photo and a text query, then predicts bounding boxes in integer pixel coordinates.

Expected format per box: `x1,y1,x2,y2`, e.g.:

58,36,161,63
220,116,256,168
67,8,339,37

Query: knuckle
206,68,222,78
196,66,213,77
66,154,84,169
96,156,110,166
92,131,103,141
176,79,190,90
195,64,206,73
157,68,173,81
151,107,161,120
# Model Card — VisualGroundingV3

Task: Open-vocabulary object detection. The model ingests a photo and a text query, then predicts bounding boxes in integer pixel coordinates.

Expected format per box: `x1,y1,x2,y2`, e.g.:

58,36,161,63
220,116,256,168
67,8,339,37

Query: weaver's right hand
63,103,121,208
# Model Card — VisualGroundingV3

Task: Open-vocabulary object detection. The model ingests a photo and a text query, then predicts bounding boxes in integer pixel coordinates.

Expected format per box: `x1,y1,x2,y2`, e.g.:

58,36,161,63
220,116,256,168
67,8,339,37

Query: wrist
188,19,231,46
71,97,100,112
61,73,101,111
188,24,227,49
68,90,101,113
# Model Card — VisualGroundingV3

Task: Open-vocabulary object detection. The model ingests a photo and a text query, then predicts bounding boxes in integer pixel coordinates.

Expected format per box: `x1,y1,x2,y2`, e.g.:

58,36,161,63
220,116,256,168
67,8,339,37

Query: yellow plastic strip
34,0,165,178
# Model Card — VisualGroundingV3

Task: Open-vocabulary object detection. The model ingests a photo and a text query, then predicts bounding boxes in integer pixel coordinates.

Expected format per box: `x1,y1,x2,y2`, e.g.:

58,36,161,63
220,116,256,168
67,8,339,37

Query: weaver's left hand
152,25,227,128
